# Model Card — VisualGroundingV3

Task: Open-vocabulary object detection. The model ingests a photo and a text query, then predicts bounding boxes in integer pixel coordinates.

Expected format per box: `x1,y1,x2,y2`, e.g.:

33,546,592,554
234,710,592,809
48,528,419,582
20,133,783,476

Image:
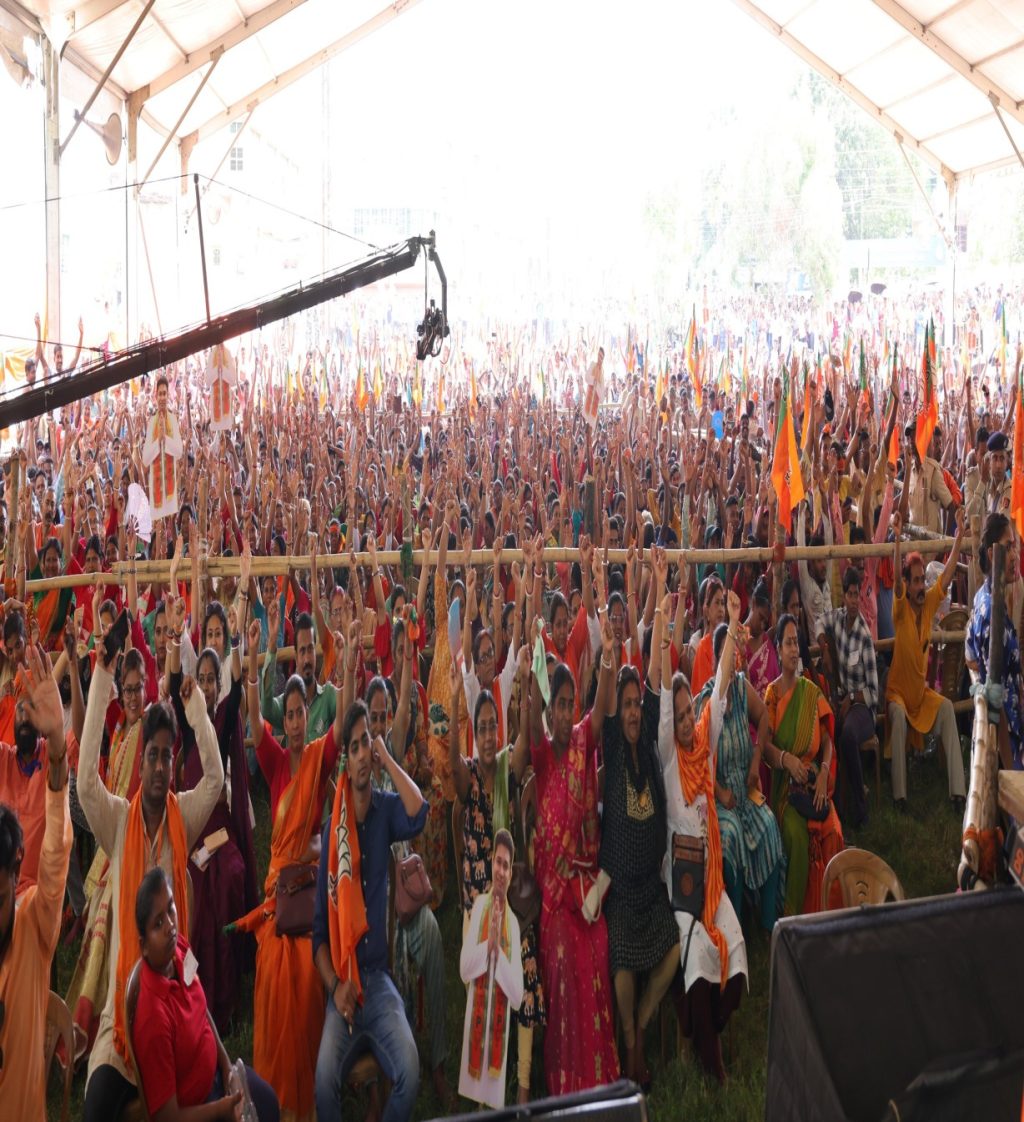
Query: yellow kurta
885,581,946,751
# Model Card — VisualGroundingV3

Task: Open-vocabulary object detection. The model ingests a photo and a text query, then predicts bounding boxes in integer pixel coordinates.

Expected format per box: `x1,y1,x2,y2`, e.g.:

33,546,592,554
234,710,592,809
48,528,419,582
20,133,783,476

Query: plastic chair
44,991,75,1122
821,847,906,911
938,609,968,703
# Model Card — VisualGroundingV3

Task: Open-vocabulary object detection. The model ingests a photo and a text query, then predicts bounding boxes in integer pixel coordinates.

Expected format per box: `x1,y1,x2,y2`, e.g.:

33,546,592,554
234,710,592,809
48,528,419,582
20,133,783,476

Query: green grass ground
47,750,965,1122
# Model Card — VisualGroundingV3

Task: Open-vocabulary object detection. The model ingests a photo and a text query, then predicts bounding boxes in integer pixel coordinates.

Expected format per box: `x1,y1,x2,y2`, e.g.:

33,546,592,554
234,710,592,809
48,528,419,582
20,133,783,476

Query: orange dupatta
236,733,327,929
675,705,729,986
113,791,190,1065
326,767,368,1000
690,633,714,699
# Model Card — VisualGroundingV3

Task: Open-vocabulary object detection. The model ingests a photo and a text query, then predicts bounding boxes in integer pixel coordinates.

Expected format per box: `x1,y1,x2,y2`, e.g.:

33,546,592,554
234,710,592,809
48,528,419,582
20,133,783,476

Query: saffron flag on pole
771,370,805,534
684,308,702,409
1011,354,1024,541
888,342,900,468
801,361,813,453
915,320,938,464
741,337,749,401
859,337,869,407
355,362,369,412
469,359,478,414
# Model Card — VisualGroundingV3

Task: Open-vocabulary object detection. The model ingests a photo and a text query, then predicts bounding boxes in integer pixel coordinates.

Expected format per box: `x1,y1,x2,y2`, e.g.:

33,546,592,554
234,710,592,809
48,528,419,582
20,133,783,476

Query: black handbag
788,764,830,822
508,862,541,928
671,833,705,917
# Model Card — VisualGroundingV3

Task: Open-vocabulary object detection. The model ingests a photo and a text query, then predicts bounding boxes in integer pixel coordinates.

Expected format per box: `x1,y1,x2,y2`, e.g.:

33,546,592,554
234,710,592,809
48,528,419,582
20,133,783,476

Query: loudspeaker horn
75,109,123,165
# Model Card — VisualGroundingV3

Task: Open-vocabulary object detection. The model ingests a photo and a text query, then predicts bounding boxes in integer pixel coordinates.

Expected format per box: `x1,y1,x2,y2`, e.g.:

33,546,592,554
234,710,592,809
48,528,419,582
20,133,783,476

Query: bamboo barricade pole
22,536,971,592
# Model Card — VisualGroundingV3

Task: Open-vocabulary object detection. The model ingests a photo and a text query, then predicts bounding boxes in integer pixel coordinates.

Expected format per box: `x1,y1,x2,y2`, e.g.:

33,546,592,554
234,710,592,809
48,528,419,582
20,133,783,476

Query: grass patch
48,749,964,1121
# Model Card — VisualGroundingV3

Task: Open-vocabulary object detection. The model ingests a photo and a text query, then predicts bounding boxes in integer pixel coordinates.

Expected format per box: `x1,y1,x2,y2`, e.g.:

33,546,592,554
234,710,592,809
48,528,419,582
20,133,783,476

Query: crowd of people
0,285,1021,1122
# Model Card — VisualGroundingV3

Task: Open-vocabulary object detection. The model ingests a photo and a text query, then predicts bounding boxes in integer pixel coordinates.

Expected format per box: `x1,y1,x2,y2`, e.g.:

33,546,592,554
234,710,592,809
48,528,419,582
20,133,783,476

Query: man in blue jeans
313,698,427,1122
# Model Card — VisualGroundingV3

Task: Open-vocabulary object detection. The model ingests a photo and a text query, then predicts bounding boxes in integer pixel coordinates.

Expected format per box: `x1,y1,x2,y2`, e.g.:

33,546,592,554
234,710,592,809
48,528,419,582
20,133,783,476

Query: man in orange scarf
76,642,224,1122
313,698,427,1122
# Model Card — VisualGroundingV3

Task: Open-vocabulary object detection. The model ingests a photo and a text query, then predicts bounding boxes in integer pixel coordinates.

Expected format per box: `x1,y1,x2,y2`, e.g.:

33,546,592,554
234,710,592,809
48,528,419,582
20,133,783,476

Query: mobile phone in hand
103,608,131,665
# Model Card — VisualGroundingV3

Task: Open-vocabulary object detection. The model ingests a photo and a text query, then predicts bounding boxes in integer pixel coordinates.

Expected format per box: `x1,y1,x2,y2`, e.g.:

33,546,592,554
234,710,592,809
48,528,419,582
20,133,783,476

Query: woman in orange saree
764,614,843,916
233,621,340,1122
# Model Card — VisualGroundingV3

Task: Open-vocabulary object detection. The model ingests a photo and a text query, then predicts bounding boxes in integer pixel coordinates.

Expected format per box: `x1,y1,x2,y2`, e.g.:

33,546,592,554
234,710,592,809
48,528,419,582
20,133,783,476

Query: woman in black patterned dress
599,552,679,1089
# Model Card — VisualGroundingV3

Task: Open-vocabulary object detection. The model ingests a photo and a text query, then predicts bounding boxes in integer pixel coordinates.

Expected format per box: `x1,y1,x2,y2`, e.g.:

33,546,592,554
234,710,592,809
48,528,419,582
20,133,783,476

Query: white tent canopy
2,0,421,162
5,0,1023,181
731,0,1024,185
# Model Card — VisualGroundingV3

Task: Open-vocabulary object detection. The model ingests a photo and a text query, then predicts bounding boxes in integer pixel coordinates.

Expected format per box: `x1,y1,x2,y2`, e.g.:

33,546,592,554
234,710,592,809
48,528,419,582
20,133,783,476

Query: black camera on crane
416,298,449,361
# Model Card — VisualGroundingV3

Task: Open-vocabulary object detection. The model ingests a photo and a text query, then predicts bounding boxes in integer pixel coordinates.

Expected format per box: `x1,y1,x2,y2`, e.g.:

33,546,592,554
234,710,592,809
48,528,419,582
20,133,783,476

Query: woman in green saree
763,613,843,915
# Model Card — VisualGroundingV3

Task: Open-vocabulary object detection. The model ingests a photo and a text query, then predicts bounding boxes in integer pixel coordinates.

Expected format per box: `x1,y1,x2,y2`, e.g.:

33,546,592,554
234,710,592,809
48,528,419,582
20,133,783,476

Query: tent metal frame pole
138,51,221,188
989,95,1024,173
59,0,156,156
868,0,1024,132
42,36,61,356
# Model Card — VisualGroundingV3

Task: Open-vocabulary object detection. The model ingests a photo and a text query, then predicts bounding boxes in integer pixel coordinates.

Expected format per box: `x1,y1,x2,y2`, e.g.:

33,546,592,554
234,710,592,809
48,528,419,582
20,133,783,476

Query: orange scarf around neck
113,790,190,1065
675,705,729,986
327,767,368,1001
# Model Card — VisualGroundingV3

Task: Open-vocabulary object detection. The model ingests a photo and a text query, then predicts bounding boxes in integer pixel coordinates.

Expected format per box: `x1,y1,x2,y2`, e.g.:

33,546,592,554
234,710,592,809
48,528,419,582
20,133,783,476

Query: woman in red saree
233,621,341,1122
516,598,620,1097
764,613,844,915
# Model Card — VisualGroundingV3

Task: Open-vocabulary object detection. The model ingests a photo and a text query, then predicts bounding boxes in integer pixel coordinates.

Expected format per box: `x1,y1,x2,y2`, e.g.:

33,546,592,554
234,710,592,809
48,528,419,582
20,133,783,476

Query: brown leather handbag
508,862,541,928
671,833,705,918
395,852,433,925
275,864,318,937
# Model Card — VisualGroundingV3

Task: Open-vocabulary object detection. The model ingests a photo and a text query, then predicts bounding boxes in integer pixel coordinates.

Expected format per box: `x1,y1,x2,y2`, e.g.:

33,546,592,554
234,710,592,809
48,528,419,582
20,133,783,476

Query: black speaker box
437,1079,647,1121
766,888,1024,1121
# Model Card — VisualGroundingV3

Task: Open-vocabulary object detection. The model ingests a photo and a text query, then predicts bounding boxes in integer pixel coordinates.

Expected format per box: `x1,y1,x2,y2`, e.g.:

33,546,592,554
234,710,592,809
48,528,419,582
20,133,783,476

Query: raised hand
247,618,261,650
600,610,615,661
652,544,669,588
180,675,197,709
266,596,280,646
23,643,64,743
727,589,741,627
240,538,252,588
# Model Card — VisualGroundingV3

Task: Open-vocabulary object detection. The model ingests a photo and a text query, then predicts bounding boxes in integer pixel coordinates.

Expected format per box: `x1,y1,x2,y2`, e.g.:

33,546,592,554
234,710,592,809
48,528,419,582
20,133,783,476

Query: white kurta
458,892,524,1110
77,664,224,1081
657,673,748,992
141,409,184,522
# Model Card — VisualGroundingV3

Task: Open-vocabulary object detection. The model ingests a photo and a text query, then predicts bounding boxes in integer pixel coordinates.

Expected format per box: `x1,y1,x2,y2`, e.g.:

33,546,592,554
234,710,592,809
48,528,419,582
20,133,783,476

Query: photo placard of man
458,827,524,1110
141,373,183,522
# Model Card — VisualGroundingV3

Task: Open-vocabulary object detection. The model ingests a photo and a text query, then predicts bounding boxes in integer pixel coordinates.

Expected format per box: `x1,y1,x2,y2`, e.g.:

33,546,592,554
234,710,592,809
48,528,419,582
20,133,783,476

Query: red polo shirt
133,939,218,1113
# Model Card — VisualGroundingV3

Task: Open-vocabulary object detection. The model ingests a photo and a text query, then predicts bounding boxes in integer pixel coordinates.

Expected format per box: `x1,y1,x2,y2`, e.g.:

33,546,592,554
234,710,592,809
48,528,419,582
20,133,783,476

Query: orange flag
888,342,900,467
771,371,805,533
355,363,369,412
915,320,938,463
469,360,478,414
1011,362,1024,541
800,361,813,452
